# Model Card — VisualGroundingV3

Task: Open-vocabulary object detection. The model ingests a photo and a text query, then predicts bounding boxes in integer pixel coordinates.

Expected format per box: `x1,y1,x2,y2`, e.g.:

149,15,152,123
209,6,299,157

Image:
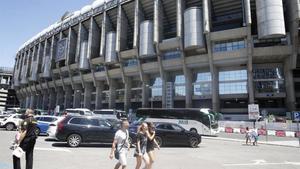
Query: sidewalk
203,136,300,148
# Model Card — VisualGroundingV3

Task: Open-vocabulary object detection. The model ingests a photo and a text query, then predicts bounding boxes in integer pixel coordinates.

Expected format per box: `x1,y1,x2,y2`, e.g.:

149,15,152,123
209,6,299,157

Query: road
0,129,300,169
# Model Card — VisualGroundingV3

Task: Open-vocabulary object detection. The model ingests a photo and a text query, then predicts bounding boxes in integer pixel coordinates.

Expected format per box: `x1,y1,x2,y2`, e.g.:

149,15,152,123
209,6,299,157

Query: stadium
12,0,300,120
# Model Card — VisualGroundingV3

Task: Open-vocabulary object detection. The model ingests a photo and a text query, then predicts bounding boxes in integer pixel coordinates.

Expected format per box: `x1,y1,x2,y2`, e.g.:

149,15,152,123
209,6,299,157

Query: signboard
248,104,260,120
293,112,300,121
165,82,174,108
55,38,67,62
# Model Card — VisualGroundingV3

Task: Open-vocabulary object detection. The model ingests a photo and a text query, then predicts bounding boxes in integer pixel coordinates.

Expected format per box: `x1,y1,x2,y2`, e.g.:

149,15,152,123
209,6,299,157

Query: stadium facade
12,0,300,120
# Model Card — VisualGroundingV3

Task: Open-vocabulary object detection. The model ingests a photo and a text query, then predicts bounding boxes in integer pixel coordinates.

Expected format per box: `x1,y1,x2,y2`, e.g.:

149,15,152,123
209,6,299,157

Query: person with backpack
109,120,130,169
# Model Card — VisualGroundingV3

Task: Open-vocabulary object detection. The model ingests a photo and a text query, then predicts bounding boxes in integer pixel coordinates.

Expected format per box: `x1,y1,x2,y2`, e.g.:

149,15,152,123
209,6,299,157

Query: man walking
109,119,130,169
13,109,38,169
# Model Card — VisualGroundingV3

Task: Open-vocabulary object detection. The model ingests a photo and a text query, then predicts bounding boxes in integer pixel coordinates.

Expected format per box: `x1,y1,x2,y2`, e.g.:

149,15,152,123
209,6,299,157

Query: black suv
55,115,132,147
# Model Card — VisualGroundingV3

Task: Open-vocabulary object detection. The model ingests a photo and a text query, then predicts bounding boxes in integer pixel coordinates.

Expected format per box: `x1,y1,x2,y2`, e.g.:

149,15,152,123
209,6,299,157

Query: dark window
90,119,99,126
69,118,82,125
43,117,56,122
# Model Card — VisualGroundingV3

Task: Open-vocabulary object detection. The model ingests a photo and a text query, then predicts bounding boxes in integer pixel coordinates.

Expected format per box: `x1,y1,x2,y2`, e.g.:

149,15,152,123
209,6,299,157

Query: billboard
55,38,67,62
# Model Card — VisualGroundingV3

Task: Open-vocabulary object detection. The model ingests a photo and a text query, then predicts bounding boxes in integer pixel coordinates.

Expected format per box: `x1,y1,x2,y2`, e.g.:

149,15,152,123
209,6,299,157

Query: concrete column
30,94,37,109
64,85,73,109
49,89,56,110
42,91,49,110
73,84,83,108
284,58,296,111
36,93,43,109
212,66,220,112
161,74,167,108
84,83,93,109
142,76,150,108
109,79,116,109
95,82,104,109
124,78,132,111
25,96,31,108
185,68,193,108
56,87,65,109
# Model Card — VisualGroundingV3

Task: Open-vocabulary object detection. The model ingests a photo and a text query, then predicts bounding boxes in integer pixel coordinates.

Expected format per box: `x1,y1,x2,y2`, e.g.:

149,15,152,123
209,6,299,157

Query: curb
203,136,300,148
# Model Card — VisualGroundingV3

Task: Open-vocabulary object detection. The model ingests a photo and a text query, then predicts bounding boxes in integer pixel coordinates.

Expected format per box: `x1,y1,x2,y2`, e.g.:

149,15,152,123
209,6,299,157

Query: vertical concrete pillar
49,89,56,110
185,68,193,108
124,78,132,111
212,66,219,112
284,58,296,111
142,76,150,108
73,84,83,108
29,93,37,109
109,79,116,109
25,96,31,108
95,82,104,109
42,91,49,110
64,85,73,109
161,74,167,108
84,83,93,109
36,93,43,109
56,87,65,109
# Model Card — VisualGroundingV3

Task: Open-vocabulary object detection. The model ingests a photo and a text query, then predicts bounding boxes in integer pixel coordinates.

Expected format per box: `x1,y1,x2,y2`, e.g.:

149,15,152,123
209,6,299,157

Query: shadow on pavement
51,143,112,148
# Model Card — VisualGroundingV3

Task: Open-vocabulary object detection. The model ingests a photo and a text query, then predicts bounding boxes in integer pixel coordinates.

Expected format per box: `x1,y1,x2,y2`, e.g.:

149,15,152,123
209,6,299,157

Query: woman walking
134,123,150,169
109,120,130,169
245,127,250,145
146,122,160,169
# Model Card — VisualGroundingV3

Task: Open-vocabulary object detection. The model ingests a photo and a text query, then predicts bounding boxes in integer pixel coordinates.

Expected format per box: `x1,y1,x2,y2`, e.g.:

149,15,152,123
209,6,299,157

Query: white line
223,161,300,166
35,147,71,153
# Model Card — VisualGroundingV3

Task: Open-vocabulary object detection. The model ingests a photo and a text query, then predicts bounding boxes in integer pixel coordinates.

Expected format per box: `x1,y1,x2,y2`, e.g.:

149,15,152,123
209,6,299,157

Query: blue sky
0,0,98,68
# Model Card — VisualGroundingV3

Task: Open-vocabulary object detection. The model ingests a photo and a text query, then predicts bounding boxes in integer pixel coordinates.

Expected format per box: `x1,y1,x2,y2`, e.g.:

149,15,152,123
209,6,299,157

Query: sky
0,0,106,68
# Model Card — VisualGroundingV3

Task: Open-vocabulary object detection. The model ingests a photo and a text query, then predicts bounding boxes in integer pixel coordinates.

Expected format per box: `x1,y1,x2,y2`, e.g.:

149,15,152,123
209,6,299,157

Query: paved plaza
1,129,300,169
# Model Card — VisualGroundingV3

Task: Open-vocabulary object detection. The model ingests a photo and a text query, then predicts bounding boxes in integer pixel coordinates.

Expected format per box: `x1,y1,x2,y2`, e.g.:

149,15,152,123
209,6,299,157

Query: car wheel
189,137,199,148
67,134,82,147
155,136,163,147
35,128,40,136
5,123,15,131
190,128,198,133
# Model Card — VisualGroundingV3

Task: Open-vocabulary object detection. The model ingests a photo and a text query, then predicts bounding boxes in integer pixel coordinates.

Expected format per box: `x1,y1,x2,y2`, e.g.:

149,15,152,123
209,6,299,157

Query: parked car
47,117,67,140
35,116,64,136
64,108,93,116
0,114,23,131
130,122,201,148
55,115,133,147
93,109,127,119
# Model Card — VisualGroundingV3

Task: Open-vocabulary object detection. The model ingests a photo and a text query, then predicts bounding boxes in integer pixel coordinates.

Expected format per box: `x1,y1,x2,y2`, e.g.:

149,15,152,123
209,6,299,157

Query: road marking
223,160,300,166
35,147,71,153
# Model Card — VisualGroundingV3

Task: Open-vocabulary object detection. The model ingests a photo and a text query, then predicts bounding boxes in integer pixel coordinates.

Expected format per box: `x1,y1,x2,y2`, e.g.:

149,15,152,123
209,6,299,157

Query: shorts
119,151,127,166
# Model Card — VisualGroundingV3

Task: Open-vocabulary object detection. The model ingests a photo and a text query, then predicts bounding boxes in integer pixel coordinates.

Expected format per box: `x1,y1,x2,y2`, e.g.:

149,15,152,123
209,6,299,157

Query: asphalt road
0,130,300,169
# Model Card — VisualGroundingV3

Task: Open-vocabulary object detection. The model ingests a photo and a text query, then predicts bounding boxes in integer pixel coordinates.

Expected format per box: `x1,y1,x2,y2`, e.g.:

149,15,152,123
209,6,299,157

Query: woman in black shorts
134,123,150,169
146,122,160,169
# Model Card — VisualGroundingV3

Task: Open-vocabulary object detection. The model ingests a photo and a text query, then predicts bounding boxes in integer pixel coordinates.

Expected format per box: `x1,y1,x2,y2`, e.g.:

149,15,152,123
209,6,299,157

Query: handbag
12,147,25,158
115,131,128,160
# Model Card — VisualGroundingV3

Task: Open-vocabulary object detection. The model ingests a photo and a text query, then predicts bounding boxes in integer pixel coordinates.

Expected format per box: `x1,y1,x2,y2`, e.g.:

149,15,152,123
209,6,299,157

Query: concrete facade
12,0,300,120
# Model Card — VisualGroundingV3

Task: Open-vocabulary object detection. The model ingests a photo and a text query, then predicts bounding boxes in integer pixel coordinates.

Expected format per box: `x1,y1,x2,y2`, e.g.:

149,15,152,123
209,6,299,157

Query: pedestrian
134,123,150,169
13,109,38,169
251,128,258,146
146,122,160,169
245,127,251,145
109,119,130,169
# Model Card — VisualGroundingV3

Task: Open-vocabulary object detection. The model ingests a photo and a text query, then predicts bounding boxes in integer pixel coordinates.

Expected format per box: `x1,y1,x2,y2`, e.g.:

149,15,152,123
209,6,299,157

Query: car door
157,124,187,146
92,119,114,143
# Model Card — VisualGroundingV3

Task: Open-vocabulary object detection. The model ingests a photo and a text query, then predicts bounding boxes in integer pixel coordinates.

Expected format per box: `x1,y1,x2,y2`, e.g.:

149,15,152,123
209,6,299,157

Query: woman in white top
110,120,130,169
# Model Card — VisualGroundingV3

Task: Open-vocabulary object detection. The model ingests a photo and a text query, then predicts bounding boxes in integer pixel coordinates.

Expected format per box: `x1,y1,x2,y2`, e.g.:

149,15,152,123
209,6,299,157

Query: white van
93,109,127,119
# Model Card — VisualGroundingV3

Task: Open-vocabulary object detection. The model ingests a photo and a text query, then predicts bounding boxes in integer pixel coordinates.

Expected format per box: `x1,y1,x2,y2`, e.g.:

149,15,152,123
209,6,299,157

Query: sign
248,104,260,120
165,82,173,108
293,112,300,121
55,38,67,62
